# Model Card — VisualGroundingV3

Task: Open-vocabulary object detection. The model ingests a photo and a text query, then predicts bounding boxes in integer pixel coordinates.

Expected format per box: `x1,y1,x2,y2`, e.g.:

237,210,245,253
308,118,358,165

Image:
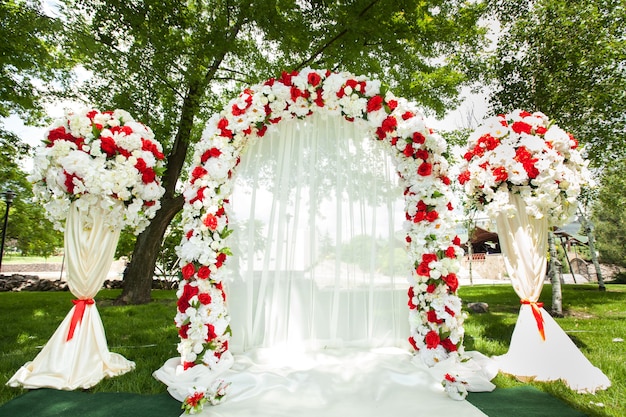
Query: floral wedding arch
165,68,468,404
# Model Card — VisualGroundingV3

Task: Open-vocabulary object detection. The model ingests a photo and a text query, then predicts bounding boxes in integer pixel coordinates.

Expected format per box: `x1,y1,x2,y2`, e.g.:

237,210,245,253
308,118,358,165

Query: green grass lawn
1,255,64,264
0,285,623,417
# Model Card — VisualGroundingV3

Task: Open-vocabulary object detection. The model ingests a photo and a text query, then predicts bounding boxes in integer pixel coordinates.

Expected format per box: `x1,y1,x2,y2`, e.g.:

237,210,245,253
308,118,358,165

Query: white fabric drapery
226,113,410,353
493,193,610,393
154,114,495,417
8,201,135,390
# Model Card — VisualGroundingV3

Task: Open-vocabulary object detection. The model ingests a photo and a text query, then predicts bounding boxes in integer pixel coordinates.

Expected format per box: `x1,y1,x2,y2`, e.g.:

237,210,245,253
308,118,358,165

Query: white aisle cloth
156,347,491,417
7,202,135,390
493,193,610,393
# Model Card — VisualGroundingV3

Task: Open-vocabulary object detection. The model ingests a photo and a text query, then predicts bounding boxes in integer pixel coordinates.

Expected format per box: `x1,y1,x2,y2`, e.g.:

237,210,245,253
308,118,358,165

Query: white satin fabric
165,347,490,417
7,201,135,390
493,193,610,393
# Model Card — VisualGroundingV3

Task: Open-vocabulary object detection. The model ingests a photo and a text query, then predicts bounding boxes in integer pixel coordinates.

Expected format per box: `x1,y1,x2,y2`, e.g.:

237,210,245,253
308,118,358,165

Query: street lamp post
0,189,16,274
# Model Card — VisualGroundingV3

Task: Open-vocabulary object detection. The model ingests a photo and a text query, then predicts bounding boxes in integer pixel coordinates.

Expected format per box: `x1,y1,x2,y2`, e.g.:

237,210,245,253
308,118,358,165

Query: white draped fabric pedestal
155,114,495,417
8,202,135,390
493,193,610,393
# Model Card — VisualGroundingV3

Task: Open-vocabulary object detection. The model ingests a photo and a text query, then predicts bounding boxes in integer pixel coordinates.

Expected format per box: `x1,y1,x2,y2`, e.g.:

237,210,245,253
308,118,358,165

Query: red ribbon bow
67,298,94,341
521,299,545,341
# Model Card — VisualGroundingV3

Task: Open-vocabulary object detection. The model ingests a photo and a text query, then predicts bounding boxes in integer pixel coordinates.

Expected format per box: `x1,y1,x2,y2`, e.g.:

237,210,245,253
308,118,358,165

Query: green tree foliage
0,1,72,257
58,0,489,303
592,158,626,268
0,0,74,122
0,132,62,257
486,0,626,166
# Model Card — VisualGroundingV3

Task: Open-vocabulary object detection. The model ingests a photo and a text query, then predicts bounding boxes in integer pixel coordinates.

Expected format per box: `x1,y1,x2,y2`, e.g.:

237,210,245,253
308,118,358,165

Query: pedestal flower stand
8,202,135,389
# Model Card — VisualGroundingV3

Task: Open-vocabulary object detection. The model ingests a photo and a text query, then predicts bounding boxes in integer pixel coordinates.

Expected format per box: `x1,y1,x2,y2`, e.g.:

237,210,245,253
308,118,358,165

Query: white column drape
8,201,135,390
494,193,610,393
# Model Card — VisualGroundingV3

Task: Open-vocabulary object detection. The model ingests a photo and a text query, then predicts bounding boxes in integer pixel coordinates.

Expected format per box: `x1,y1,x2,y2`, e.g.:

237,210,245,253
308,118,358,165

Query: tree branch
294,0,382,71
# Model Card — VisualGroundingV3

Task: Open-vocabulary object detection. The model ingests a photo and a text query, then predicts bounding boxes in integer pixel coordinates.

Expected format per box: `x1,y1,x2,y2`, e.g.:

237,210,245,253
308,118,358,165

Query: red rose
366,95,384,112
206,324,218,342
426,210,439,222
141,167,156,184
64,172,79,194
458,171,471,185
190,166,208,184
307,72,322,87
201,147,222,163
444,273,459,292
422,253,438,264
426,284,436,293
523,159,539,179
445,246,456,259
452,236,461,246
177,283,199,312
181,263,196,280
100,136,117,157
493,166,508,182
425,330,441,349
215,252,227,268
412,132,425,144
402,111,414,120
511,121,532,134
141,138,165,160
416,262,431,277
403,143,414,157
427,309,443,324
407,287,417,309
408,337,419,351
204,213,218,230
381,116,397,133
441,338,458,352
415,149,429,160
198,292,212,305
387,99,398,110
417,162,432,177
178,323,189,338
197,266,211,279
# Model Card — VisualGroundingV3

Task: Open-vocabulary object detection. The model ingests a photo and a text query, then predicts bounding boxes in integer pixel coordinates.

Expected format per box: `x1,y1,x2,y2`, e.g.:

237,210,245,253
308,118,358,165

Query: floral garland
176,68,465,404
29,108,166,233
457,109,592,226
181,381,230,414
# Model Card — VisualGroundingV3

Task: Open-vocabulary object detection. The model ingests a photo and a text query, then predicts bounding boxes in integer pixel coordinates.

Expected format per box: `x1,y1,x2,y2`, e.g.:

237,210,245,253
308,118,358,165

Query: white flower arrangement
457,109,592,226
176,68,466,403
29,108,166,233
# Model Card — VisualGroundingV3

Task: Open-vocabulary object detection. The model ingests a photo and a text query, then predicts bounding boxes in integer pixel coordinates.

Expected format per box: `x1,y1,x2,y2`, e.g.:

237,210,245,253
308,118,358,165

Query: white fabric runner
156,347,490,417
7,201,135,390
493,193,610,393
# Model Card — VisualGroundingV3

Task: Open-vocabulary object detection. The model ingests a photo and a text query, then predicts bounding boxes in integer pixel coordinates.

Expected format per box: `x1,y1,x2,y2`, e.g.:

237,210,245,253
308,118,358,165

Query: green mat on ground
0,386,587,417
468,386,588,417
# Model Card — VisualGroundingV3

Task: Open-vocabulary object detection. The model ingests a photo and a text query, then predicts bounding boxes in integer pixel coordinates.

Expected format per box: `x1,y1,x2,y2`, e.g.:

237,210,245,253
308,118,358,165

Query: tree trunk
548,231,563,317
578,211,606,291
116,83,202,304
116,195,184,304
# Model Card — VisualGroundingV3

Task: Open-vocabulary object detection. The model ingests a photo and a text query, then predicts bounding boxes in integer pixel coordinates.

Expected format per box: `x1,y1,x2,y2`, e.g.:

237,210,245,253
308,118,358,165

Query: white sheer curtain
225,113,411,354
494,193,610,393
8,201,135,390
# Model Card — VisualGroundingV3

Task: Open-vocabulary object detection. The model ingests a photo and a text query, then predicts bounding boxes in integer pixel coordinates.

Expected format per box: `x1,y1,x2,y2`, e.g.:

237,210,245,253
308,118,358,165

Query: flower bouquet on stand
8,108,166,390
457,109,609,393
